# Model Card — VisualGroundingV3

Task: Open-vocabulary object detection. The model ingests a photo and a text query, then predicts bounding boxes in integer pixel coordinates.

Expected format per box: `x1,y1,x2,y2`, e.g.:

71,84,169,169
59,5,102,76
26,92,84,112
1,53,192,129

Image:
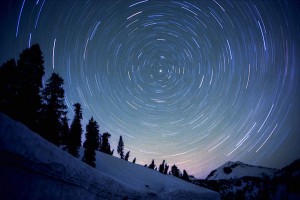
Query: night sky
1,0,300,178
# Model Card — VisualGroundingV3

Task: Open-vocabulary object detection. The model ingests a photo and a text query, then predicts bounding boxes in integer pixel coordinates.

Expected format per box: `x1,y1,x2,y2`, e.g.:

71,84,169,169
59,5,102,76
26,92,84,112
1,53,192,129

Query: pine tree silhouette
117,136,124,159
181,170,190,182
40,72,67,146
148,159,156,169
125,151,130,161
0,44,44,133
170,164,181,178
60,113,69,145
159,160,165,173
16,44,45,132
0,59,17,118
163,164,169,175
100,132,112,155
67,103,83,157
82,117,100,168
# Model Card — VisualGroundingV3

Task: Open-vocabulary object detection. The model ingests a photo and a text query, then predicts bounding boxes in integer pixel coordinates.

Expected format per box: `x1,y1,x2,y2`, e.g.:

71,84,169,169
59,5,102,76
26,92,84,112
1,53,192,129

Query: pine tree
117,136,124,159
100,132,112,155
60,113,69,145
82,117,100,168
163,164,169,175
170,164,181,178
125,151,130,161
40,72,67,146
0,59,17,118
67,103,83,157
148,159,156,169
181,170,190,182
0,44,44,133
16,44,45,132
132,158,136,164
159,160,165,173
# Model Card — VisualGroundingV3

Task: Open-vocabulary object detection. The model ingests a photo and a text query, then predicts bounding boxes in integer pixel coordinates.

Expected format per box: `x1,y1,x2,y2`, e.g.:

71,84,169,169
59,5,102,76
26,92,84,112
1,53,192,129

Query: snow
0,113,220,199
206,161,277,180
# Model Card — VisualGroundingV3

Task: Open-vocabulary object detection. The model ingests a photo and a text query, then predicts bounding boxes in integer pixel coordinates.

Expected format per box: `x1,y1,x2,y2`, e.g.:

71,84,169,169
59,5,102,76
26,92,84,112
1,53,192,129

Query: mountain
0,113,220,200
276,158,300,178
205,161,277,180
191,160,300,199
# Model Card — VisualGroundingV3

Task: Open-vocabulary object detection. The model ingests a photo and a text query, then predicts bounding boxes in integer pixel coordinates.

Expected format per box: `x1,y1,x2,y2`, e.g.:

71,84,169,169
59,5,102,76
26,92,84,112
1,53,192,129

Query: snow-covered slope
206,161,277,180
0,113,219,199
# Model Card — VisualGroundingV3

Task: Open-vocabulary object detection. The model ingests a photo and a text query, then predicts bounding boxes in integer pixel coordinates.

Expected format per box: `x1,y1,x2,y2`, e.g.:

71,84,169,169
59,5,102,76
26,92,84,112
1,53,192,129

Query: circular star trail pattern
1,0,300,177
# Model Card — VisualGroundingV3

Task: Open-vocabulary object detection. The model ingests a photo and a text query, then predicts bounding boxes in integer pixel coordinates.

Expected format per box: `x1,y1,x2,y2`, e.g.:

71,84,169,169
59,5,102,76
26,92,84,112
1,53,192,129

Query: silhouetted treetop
68,103,83,158
40,72,67,146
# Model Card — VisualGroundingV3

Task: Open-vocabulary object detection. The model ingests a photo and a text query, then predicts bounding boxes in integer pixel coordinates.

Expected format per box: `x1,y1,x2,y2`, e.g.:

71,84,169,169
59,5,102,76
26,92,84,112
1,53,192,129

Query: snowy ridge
206,160,277,180
0,113,219,199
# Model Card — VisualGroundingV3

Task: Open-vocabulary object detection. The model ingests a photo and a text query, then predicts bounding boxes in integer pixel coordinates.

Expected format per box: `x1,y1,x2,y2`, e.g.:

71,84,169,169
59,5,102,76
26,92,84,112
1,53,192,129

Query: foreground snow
206,161,277,180
0,113,219,199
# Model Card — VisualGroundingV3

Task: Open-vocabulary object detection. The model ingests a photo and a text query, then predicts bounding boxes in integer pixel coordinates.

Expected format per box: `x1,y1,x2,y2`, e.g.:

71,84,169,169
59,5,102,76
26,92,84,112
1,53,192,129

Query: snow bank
0,113,219,199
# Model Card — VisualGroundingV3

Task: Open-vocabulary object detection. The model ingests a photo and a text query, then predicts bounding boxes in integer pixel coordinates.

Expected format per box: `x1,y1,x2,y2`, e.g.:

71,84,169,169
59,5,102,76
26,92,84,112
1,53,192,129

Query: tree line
0,44,112,167
0,44,190,182
116,135,189,181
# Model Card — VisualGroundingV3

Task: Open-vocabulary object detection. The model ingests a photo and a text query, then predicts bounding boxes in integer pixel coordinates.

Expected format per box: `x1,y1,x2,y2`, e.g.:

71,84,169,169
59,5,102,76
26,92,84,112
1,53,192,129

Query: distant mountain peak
206,161,277,180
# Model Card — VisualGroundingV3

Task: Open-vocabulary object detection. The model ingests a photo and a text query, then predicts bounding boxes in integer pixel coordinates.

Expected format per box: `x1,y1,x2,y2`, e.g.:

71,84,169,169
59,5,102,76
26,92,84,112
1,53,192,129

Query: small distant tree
148,159,156,169
82,117,100,168
100,132,112,155
181,170,190,182
132,158,136,163
117,136,124,159
125,151,130,161
170,164,181,178
67,103,83,157
164,164,169,175
159,160,165,174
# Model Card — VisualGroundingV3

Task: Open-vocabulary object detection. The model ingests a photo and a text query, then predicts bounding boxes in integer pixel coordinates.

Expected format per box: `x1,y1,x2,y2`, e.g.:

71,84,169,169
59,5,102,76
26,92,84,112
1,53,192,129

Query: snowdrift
0,113,219,199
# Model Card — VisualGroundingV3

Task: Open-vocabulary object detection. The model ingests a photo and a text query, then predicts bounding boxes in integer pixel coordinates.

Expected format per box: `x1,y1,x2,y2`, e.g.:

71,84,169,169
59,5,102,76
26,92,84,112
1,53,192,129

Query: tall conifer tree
159,160,165,173
60,113,69,145
68,103,83,157
0,59,17,118
40,72,67,146
0,44,44,133
82,117,100,168
117,136,124,159
100,132,112,155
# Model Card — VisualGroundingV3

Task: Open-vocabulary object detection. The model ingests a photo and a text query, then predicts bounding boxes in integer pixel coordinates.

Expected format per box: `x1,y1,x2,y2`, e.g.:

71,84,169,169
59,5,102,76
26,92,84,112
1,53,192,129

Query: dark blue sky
1,0,299,178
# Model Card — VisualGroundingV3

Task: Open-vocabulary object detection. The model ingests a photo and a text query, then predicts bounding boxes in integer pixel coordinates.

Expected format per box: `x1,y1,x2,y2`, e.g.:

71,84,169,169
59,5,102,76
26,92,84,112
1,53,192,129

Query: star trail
1,0,299,178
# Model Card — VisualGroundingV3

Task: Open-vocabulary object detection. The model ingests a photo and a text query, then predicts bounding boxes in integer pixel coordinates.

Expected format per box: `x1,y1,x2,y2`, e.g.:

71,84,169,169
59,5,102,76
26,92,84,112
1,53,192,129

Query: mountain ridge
206,160,278,180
